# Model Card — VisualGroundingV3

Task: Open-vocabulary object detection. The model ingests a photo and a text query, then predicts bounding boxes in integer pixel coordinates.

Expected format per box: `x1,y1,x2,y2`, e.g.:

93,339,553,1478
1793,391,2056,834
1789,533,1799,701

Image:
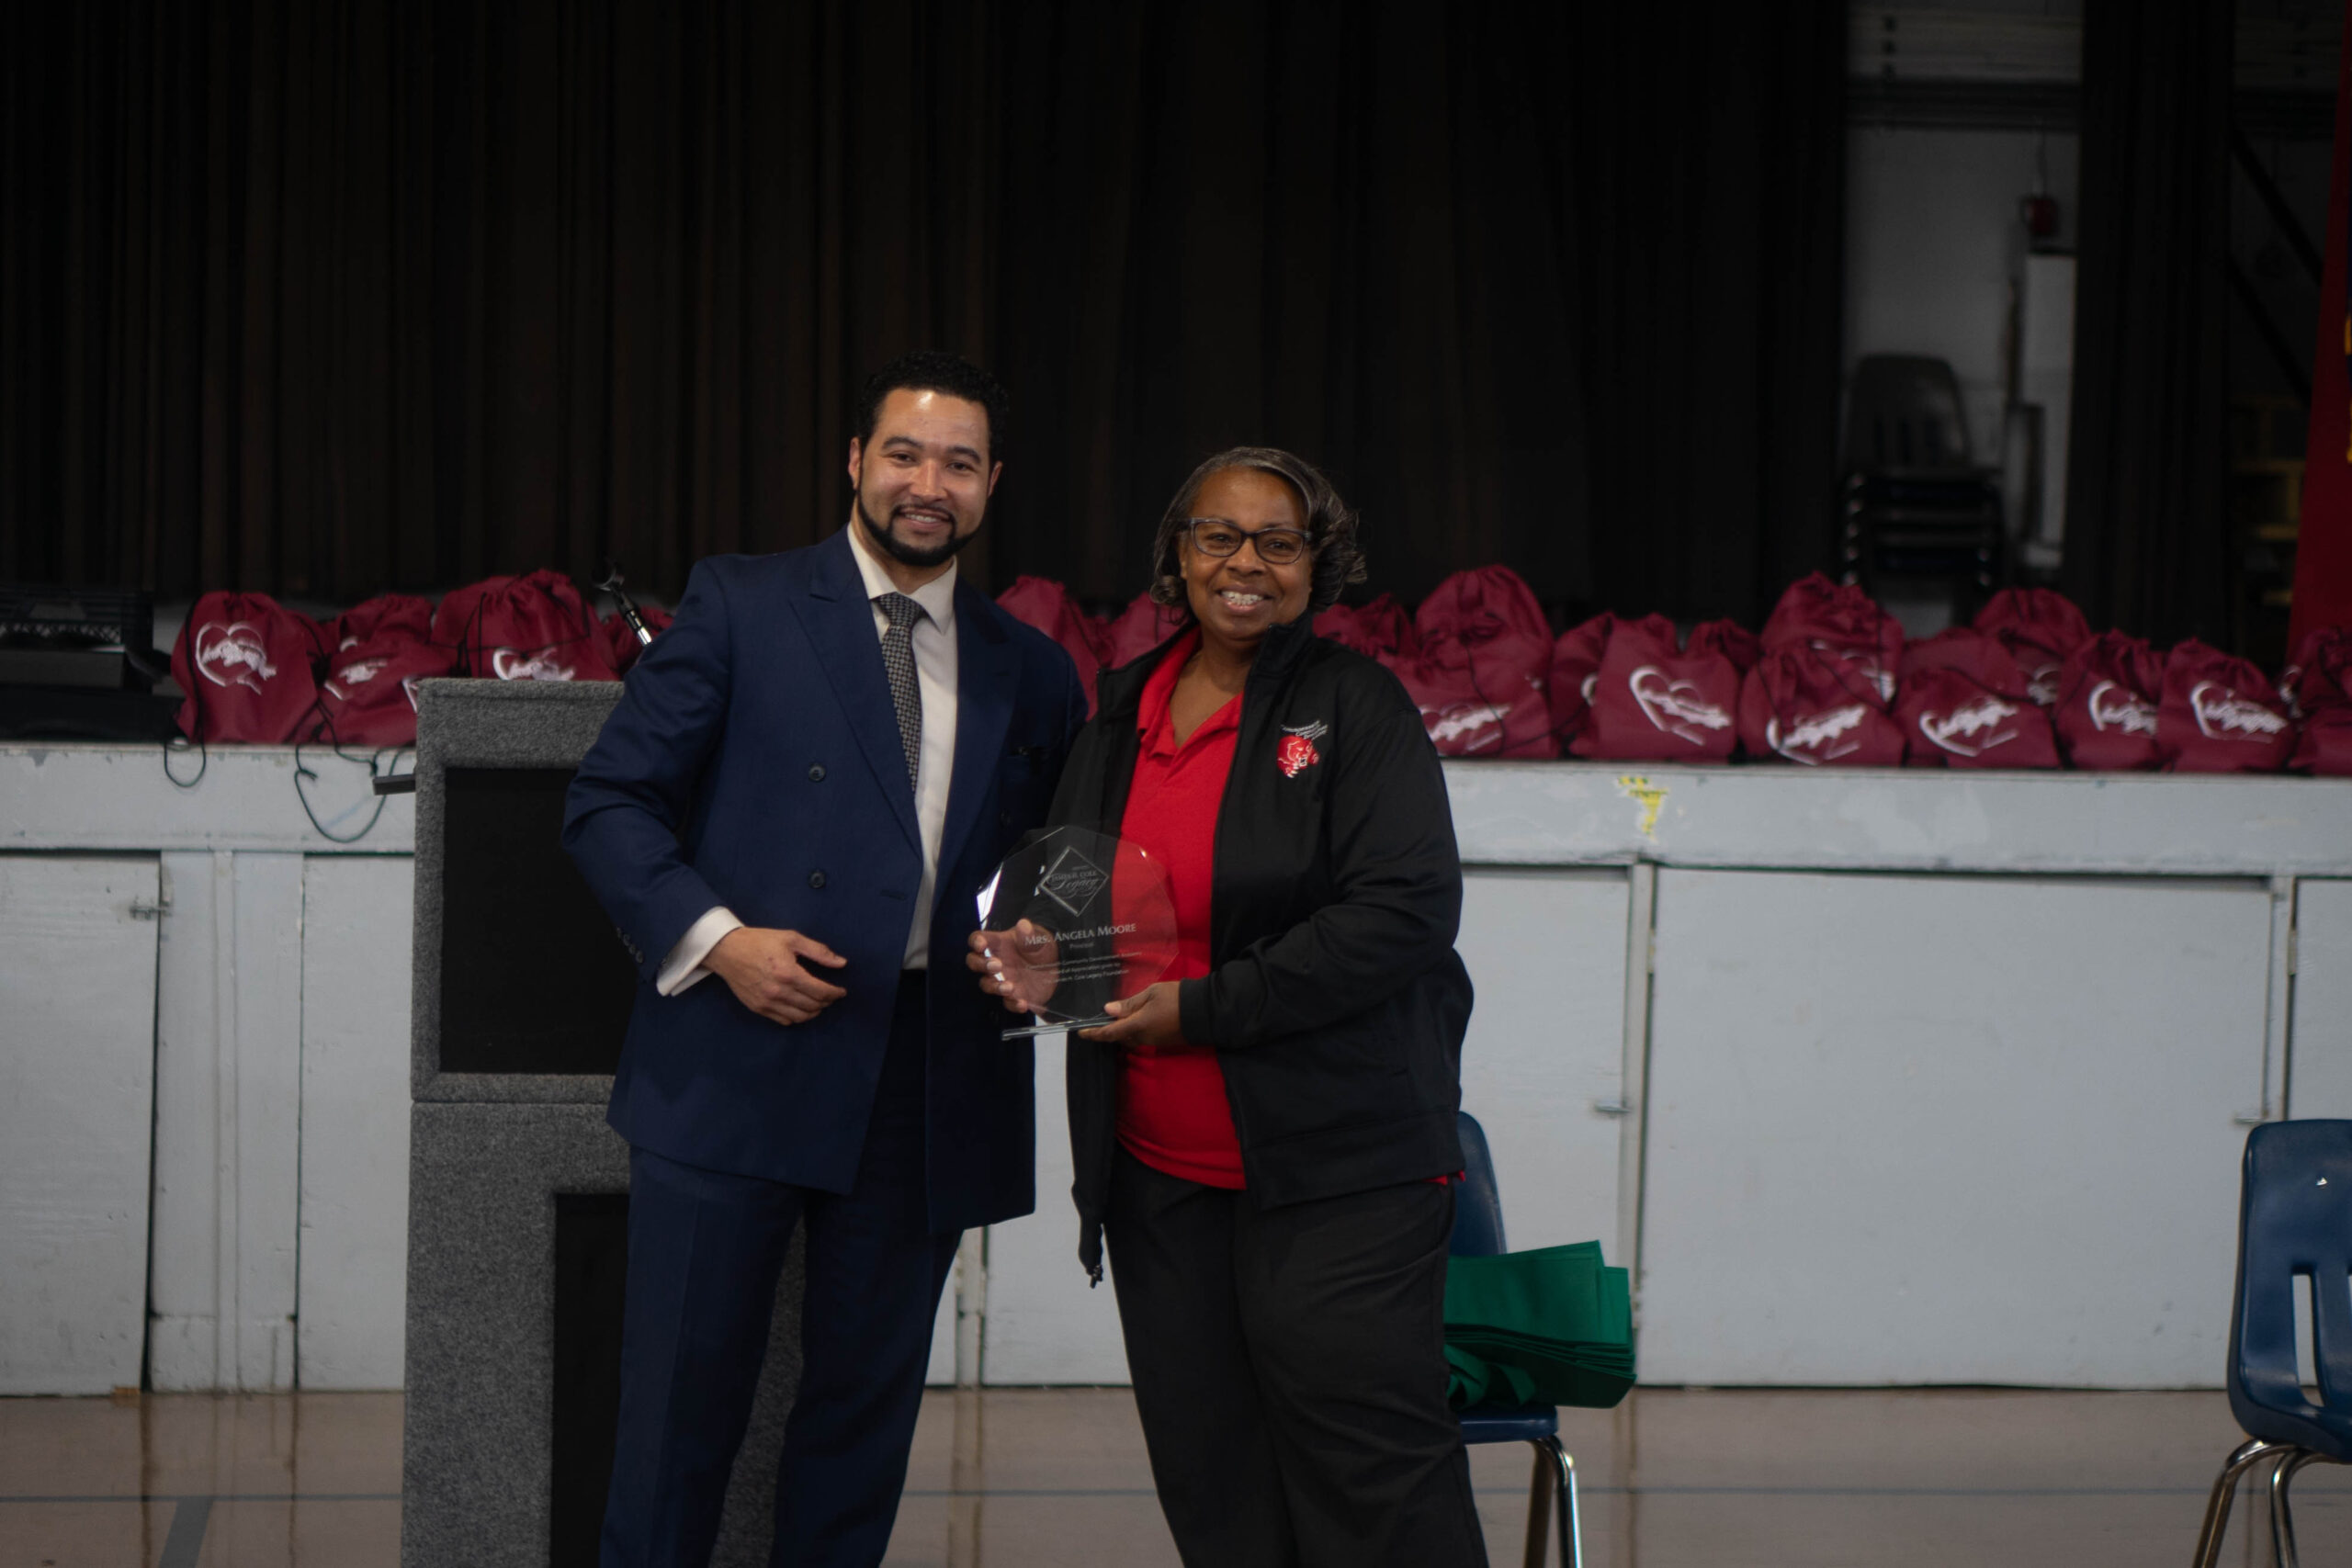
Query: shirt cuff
658,907,745,997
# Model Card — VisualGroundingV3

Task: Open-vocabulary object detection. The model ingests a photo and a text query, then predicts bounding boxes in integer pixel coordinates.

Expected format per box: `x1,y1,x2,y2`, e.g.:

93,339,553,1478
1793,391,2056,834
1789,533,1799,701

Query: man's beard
857,493,978,570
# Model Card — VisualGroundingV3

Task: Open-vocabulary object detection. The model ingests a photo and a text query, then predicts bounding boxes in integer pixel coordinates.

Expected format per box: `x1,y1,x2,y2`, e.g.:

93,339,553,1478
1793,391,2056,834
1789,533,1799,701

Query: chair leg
2268,1448,2323,1568
2192,1438,2294,1568
1521,1444,1552,1568
1533,1435,1580,1568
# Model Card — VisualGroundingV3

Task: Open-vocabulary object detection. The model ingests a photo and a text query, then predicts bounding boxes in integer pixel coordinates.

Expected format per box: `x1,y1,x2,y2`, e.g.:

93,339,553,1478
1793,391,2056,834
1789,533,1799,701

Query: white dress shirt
657,523,961,995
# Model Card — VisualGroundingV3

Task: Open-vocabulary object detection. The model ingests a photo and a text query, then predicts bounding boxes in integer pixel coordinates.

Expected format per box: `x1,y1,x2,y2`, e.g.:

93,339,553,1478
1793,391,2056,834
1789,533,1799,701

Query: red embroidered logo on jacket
1277,721,1328,777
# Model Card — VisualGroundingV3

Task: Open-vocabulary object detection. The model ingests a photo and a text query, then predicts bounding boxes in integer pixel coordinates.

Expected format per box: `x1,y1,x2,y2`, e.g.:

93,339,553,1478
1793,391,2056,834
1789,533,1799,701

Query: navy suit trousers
601,975,957,1568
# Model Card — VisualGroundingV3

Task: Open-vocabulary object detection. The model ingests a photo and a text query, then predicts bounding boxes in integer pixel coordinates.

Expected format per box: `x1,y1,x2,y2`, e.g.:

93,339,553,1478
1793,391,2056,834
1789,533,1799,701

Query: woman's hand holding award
971,826,1180,1040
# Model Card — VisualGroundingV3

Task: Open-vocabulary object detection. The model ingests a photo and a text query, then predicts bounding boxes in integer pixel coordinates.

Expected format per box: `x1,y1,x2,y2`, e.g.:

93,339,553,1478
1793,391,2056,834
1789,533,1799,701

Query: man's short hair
854,351,1012,464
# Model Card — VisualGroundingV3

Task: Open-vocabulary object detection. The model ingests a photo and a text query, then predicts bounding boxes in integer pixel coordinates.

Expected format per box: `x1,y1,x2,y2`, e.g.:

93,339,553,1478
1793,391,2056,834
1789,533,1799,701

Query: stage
6,739,2350,1395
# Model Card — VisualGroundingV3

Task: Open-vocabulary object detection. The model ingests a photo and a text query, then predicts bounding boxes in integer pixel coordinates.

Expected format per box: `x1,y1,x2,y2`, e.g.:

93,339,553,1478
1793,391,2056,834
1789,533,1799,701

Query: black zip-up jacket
1052,614,1473,1280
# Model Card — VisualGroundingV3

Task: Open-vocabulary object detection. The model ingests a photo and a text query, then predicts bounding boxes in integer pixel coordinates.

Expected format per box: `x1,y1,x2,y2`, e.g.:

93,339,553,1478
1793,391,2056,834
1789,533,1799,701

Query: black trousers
1104,1146,1488,1568
601,974,958,1568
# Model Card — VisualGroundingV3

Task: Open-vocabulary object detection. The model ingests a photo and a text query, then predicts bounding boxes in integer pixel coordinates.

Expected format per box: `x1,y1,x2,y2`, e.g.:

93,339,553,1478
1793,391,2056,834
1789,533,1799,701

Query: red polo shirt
1115,629,1247,1189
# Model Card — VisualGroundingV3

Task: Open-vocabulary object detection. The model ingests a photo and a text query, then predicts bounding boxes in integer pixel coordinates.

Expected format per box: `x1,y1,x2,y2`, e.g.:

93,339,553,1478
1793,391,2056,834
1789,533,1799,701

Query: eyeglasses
1182,519,1312,566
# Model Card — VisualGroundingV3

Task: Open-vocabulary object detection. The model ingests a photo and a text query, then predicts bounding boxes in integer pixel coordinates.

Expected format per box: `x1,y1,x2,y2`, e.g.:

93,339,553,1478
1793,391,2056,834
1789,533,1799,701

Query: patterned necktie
878,592,925,789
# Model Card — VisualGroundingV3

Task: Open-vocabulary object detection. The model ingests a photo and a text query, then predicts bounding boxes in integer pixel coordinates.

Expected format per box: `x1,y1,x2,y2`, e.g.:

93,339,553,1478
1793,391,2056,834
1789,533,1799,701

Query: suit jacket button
808,764,826,782
808,870,827,889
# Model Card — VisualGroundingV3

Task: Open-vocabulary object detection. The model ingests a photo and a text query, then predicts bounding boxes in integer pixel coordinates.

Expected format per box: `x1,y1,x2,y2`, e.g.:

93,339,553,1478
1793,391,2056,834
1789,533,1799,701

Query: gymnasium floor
1,1386,2342,1567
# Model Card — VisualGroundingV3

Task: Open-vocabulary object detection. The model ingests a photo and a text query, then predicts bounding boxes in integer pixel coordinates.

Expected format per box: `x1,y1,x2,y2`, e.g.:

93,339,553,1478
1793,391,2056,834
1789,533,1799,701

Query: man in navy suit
564,352,1087,1568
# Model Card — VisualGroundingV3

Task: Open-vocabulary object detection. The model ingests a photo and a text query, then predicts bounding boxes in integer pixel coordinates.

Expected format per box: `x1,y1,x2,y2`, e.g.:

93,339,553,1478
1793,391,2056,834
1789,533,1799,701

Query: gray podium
401,680,802,1568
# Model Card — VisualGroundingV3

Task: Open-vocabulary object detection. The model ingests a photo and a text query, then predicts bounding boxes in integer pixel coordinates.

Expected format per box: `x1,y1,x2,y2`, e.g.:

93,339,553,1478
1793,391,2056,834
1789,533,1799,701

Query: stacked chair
1839,355,2005,616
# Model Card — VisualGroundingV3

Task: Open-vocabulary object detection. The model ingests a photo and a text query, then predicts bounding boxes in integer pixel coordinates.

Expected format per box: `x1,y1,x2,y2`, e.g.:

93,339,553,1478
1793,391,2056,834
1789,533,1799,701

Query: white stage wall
7,743,2352,1391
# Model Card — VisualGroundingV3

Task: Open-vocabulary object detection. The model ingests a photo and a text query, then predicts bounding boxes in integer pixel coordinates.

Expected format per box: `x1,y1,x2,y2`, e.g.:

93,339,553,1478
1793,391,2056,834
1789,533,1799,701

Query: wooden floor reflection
1,1385,2343,1566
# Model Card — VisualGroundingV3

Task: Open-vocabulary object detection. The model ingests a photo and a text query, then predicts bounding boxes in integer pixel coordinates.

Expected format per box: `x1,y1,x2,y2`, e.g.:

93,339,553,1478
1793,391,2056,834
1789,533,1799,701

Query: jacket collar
804,524,865,605
937,579,1017,881
798,532,1023,867
1096,612,1319,722
1246,612,1318,692
799,530,921,850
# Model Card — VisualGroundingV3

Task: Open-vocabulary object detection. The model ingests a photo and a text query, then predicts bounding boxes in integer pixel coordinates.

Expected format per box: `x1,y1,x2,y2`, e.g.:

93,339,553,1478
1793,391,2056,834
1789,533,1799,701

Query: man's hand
967,921,1059,1015
1078,981,1185,1048
706,927,848,1026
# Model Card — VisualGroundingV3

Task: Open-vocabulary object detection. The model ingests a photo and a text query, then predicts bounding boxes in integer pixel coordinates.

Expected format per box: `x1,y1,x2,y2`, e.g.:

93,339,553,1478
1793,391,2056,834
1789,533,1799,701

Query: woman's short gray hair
1147,446,1367,616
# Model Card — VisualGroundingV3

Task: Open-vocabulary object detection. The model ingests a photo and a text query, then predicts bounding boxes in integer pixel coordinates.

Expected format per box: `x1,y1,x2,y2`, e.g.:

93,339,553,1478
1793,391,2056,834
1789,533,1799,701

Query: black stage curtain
0,0,1002,601
3,1,1847,622
2063,0,2236,645
990,3,1849,620
1555,6,1850,626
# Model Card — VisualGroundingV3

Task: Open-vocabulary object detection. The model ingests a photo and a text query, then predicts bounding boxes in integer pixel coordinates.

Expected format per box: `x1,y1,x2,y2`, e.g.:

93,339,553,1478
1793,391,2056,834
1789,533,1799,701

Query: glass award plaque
974,826,1181,1040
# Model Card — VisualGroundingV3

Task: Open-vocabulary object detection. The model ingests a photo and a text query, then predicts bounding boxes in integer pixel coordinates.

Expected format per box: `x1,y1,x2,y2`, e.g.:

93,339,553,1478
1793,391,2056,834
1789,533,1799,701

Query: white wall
1639,869,2269,1387
0,858,160,1395
295,856,415,1389
1845,125,2080,467
2291,879,2352,1119
14,746,2352,1393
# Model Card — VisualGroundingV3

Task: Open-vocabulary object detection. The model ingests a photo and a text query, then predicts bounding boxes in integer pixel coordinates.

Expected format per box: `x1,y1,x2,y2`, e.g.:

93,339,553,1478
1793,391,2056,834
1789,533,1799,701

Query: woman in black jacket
969,447,1485,1568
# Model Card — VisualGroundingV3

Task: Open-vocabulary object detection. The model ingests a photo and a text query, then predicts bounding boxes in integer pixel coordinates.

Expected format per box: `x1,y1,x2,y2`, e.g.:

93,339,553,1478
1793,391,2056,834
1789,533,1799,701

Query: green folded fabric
1443,1241,1636,1411
1444,1344,1537,1410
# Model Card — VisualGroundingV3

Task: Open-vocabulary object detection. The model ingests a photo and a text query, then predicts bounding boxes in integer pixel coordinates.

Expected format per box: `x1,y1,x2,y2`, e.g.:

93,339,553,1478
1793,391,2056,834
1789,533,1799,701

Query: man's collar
843,518,958,626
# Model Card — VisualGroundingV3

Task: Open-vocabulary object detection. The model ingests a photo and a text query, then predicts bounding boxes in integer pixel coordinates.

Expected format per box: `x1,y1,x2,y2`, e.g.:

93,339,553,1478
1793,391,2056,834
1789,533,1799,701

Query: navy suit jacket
562,531,1088,1232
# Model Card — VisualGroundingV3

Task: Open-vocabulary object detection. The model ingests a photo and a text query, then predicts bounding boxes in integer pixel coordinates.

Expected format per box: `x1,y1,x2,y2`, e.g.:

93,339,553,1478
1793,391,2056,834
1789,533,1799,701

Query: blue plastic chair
2192,1119,2352,1568
1453,1111,1581,1568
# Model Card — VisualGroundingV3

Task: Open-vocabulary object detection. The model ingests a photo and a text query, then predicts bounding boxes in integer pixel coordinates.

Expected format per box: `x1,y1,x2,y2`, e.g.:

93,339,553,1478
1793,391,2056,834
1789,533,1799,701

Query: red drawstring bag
998,577,1111,713
2052,631,2165,771
2285,626,2352,775
1738,645,1907,766
172,592,330,742
1760,572,1905,707
2159,639,2295,773
1972,588,2090,705
432,570,620,682
2283,626,2352,718
327,592,435,654
1898,625,2019,685
1393,566,1557,758
604,604,674,677
1894,628,2057,769
1570,614,1743,761
2299,711,2352,776
1102,591,1189,670
311,635,460,748
1546,613,1613,747
1313,593,1419,660
1692,618,1762,678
